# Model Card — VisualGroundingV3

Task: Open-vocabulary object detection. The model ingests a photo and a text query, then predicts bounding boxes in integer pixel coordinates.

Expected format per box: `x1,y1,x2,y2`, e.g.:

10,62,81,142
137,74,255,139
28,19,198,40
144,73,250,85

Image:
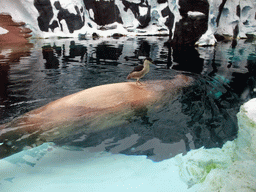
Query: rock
53,1,85,33
112,33,125,39
78,33,87,40
161,6,175,38
179,0,209,17
84,0,123,26
2,0,256,45
236,99,256,161
246,33,256,40
195,30,217,46
98,24,117,30
171,14,208,46
34,0,54,32
34,0,85,33
169,0,209,46
92,32,100,39
0,13,32,45
122,0,151,28
151,10,160,25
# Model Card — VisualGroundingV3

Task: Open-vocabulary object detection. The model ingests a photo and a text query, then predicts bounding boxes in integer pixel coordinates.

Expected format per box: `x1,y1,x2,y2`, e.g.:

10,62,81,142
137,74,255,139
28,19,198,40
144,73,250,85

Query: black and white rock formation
1,0,256,46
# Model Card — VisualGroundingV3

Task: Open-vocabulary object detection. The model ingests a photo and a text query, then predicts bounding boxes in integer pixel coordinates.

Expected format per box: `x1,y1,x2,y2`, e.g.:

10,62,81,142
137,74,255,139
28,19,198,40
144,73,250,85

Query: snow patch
139,6,149,17
188,11,205,17
89,9,94,20
0,27,8,35
195,29,217,46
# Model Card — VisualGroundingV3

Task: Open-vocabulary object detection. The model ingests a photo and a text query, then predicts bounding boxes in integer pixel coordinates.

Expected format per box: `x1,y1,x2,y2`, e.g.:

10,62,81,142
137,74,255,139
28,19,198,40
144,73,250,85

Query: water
0,37,256,162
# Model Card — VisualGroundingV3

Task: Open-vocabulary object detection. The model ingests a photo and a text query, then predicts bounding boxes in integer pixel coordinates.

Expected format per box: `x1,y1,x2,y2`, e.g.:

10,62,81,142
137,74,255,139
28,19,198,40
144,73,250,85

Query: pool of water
0,37,256,162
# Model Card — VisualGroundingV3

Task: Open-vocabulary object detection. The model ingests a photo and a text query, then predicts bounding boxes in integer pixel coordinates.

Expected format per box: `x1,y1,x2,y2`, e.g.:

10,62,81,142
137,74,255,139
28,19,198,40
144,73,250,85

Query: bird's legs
136,79,143,86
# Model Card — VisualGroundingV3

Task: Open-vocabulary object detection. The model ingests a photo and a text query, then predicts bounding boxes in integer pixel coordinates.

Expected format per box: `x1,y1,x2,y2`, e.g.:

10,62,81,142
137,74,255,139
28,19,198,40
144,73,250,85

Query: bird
127,57,154,85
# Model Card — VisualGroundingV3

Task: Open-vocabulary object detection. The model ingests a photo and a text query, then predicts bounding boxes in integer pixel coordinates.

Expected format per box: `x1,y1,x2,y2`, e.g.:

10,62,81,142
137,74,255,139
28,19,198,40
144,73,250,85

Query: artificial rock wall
0,0,256,45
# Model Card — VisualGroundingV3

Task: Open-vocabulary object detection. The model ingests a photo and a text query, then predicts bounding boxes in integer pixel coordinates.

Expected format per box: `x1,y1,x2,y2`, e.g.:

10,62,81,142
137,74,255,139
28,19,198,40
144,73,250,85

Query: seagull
127,57,154,85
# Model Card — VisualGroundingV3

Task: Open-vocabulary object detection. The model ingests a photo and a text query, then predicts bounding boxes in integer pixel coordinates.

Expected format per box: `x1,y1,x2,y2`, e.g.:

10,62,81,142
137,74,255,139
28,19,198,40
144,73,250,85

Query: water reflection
0,44,34,118
167,46,204,73
95,43,123,64
202,41,256,100
0,37,256,161
42,45,59,69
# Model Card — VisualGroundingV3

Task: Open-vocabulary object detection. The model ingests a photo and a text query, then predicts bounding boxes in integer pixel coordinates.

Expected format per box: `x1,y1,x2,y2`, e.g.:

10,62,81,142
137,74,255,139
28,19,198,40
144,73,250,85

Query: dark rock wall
84,0,123,26
34,0,85,33
34,0,54,32
161,6,175,39
54,1,85,33
171,0,209,46
179,0,209,17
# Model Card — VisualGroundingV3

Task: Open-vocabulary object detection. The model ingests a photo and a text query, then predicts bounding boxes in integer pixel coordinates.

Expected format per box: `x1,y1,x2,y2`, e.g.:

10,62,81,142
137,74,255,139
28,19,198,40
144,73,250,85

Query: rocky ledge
0,13,32,45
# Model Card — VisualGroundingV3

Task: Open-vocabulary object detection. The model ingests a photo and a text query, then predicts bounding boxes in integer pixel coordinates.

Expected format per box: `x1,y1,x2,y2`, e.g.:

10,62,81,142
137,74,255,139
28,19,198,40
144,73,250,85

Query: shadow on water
0,37,256,161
